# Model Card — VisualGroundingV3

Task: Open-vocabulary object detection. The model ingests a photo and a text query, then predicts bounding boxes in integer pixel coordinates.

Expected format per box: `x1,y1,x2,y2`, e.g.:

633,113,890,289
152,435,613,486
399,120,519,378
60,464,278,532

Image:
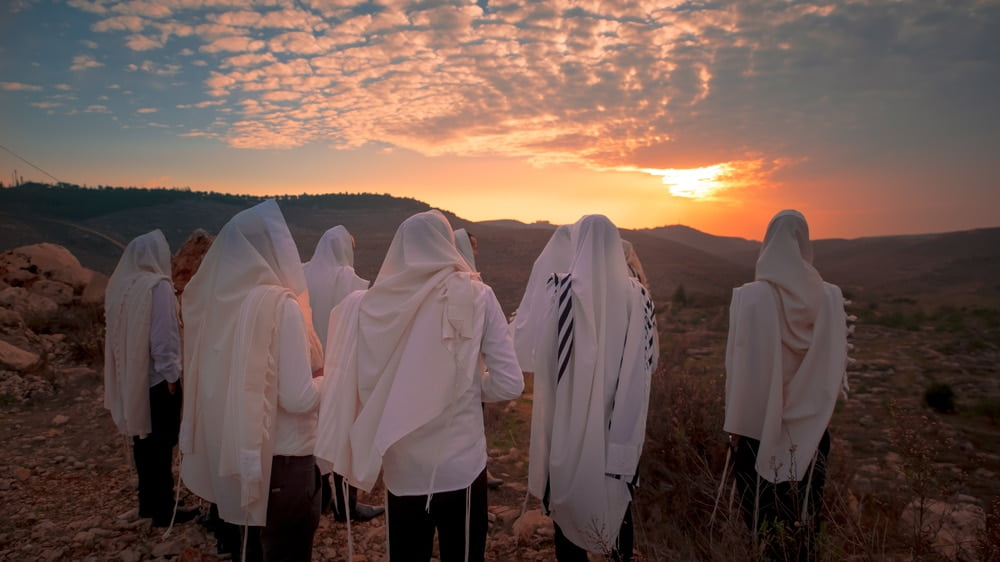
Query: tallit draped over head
453,228,477,271
621,239,649,289
315,210,484,492
104,229,172,438
179,199,321,525
303,226,369,346
527,215,658,553
510,225,572,372
725,209,848,483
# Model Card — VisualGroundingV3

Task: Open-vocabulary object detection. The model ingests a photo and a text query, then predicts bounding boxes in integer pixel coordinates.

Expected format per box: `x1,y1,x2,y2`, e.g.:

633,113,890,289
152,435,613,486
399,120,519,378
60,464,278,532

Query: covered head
308,225,355,269
107,229,171,289
755,210,825,352
621,239,649,288
453,228,477,271
304,225,368,346
511,224,573,371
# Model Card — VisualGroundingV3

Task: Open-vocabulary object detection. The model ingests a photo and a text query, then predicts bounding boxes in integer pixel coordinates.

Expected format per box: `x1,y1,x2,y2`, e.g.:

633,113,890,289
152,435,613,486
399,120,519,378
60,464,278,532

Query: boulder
900,496,986,559
513,509,552,545
31,280,75,305
80,271,108,304
0,339,41,371
0,307,23,328
0,243,92,290
0,287,58,318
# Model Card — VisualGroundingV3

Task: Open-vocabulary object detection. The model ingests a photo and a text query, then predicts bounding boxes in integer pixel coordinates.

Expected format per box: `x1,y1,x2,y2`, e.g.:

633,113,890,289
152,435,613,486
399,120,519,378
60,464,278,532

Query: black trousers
132,381,181,525
386,469,488,562
553,503,634,562
209,456,321,562
261,455,323,562
732,430,831,562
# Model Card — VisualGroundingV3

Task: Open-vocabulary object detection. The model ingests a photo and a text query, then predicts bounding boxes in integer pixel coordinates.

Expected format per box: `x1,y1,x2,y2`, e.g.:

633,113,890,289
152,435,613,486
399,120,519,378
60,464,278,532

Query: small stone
51,414,70,426
151,539,183,557
118,548,139,562
13,467,31,481
72,530,94,544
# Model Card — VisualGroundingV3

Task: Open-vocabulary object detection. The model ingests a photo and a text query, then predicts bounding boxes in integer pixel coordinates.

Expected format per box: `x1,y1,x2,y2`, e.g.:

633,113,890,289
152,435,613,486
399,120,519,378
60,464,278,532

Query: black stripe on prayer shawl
543,273,575,514
640,285,656,371
554,274,574,384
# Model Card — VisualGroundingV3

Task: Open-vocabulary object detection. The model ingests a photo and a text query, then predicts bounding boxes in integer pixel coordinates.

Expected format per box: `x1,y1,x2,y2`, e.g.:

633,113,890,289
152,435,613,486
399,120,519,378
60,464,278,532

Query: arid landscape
1,183,999,560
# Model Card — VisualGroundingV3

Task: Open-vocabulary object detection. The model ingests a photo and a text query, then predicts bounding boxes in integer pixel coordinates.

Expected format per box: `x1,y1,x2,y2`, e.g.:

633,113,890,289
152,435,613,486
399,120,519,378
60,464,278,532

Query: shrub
923,382,956,414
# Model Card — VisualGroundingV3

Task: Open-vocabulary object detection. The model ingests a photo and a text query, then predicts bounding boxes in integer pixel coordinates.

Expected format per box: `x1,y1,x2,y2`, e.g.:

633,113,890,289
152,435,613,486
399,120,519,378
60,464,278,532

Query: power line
0,143,62,184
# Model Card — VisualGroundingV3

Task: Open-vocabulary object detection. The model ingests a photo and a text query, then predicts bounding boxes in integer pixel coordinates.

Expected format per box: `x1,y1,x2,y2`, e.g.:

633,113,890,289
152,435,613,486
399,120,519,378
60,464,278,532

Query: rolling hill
2,182,997,311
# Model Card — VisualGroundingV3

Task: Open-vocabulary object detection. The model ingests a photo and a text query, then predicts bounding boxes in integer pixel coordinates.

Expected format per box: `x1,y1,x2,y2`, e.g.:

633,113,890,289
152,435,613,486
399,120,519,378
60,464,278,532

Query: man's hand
167,381,178,395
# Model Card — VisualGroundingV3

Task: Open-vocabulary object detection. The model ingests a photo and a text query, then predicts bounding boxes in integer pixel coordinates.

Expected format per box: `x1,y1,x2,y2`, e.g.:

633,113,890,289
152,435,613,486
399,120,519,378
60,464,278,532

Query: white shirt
148,279,181,387
274,299,324,457
381,287,522,495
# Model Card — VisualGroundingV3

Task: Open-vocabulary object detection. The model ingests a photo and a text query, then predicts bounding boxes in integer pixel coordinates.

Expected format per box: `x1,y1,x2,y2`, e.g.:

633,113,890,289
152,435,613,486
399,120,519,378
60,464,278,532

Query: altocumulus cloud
72,0,999,185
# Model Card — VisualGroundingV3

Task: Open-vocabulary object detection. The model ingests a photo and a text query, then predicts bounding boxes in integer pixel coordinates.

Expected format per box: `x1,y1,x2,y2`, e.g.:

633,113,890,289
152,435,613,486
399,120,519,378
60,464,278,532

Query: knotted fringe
343,476,354,562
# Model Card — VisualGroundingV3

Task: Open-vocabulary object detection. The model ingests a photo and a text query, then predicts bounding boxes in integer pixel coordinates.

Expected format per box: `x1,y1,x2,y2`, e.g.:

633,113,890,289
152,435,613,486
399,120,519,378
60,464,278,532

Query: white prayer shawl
527,215,657,553
304,226,369,346
724,210,848,483
104,230,172,438
314,210,483,492
511,225,572,372
180,199,319,525
454,228,477,271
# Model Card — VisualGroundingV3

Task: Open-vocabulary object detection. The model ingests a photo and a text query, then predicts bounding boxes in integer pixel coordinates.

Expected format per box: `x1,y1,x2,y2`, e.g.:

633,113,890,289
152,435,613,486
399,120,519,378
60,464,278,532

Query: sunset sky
1,0,998,239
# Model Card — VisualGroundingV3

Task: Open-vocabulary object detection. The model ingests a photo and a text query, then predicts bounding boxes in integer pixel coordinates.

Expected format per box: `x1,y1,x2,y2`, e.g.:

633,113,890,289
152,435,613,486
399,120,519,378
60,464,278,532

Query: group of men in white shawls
103,198,845,561
103,202,660,561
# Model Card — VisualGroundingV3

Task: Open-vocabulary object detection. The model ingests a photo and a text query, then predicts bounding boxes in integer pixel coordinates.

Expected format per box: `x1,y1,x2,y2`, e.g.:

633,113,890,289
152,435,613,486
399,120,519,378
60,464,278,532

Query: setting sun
641,164,733,199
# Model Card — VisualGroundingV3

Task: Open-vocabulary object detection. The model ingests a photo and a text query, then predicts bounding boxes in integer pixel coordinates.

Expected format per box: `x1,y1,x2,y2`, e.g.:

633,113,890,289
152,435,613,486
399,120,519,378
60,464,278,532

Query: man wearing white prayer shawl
180,200,325,561
525,215,658,562
302,225,384,523
105,230,198,527
314,210,523,562
724,209,848,561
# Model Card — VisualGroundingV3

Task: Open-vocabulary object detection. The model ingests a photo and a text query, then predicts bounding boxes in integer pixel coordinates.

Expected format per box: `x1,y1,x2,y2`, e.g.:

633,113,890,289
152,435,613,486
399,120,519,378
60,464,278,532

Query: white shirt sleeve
277,299,323,414
149,279,181,385
480,289,524,402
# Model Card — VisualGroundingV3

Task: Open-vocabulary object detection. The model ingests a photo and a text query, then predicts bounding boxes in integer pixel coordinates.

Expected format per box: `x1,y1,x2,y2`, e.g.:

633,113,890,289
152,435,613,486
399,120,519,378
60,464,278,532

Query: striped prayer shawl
543,272,574,512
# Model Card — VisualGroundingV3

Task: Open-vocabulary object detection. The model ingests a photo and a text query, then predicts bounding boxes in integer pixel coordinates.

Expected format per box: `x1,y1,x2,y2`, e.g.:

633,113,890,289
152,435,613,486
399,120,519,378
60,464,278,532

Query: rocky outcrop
0,244,105,403
172,229,214,297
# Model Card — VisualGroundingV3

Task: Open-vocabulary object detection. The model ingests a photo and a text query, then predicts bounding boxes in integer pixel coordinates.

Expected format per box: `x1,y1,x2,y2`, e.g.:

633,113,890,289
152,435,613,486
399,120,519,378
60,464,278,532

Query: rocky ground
2,241,998,560
0,367,567,561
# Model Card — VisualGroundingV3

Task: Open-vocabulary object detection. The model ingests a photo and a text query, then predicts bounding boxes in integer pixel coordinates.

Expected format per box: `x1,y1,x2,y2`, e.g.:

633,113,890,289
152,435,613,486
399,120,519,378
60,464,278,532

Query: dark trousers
386,469,488,562
132,381,181,525
553,503,634,562
733,430,831,562
261,455,322,562
209,456,321,562
322,472,358,520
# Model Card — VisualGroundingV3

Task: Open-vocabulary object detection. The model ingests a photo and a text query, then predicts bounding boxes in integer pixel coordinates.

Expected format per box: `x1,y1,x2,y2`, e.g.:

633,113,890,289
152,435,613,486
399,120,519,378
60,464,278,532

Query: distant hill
640,224,761,265
2,182,998,311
